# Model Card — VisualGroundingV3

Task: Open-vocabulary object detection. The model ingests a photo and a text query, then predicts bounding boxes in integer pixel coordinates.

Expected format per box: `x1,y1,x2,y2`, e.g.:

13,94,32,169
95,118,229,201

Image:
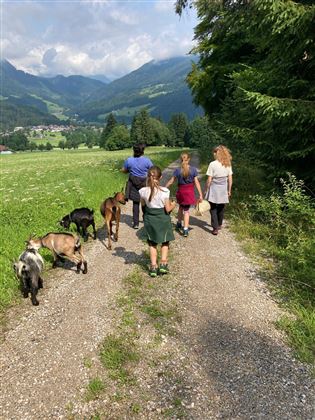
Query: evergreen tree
176,0,315,185
100,113,117,148
188,116,216,149
130,109,154,145
150,117,173,146
168,113,189,146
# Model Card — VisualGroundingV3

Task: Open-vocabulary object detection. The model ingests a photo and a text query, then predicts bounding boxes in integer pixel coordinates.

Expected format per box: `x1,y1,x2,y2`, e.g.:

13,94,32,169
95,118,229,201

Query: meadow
28,131,66,146
0,147,182,310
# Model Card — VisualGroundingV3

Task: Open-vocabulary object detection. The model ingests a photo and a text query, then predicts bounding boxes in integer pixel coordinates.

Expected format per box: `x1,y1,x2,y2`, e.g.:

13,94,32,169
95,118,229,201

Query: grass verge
91,265,185,417
221,157,315,366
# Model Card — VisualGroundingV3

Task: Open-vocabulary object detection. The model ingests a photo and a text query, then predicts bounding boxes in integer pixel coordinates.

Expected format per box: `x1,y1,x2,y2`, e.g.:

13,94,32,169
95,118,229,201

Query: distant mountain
0,59,107,128
89,74,112,84
0,101,60,131
1,57,202,129
78,56,202,123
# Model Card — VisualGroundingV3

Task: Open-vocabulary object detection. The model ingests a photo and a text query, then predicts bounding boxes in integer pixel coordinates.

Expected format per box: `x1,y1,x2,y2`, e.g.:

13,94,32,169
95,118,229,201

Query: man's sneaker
159,263,169,275
183,228,189,237
133,224,139,230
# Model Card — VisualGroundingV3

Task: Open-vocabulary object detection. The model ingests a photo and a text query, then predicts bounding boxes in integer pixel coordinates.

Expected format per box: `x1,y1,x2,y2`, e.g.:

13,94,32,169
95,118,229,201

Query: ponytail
180,152,190,178
147,166,162,202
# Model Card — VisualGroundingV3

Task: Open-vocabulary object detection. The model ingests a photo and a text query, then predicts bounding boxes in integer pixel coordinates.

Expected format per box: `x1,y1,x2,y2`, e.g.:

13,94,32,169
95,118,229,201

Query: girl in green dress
139,166,176,277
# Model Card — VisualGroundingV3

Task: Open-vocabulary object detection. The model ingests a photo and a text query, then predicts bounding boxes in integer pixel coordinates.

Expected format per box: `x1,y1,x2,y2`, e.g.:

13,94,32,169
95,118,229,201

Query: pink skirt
176,183,196,206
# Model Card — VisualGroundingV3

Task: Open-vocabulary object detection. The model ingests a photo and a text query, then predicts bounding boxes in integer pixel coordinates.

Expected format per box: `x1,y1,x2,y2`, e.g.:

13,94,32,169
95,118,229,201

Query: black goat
59,208,96,241
13,248,44,306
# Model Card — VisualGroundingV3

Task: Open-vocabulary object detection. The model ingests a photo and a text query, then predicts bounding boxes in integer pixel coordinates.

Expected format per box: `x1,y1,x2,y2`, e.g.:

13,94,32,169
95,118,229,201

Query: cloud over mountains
2,0,197,80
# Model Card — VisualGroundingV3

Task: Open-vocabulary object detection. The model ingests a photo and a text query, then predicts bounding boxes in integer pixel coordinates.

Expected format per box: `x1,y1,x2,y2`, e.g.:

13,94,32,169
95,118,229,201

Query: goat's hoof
83,269,88,274
32,300,39,306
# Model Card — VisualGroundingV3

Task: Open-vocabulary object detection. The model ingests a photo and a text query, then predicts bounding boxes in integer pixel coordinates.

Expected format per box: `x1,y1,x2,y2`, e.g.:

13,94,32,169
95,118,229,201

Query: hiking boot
159,263,169,275
149,266,158,277
183,228,189,237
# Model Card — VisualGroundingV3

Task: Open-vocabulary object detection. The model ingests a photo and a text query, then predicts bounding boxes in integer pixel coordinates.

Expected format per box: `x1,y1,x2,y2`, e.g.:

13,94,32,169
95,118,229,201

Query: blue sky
1,0,197,79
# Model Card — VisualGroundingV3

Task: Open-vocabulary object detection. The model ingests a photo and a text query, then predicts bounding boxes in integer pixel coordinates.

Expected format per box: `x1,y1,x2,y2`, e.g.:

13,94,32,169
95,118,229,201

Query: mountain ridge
1,57,202,128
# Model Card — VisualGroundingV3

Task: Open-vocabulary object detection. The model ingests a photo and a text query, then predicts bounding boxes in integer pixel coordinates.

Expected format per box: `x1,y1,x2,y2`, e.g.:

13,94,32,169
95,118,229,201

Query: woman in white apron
204,145,233,235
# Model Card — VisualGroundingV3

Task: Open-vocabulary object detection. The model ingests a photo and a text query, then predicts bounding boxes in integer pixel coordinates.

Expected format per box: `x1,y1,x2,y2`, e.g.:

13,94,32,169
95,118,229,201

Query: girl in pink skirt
166,153,203,237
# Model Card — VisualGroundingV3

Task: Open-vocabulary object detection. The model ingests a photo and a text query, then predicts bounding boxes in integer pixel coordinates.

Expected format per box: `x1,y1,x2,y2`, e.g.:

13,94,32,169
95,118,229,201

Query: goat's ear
13,262,17,271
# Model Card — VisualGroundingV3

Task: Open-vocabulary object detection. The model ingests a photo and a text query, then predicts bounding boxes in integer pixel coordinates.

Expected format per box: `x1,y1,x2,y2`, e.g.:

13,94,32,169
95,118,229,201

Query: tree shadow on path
188,315,313,418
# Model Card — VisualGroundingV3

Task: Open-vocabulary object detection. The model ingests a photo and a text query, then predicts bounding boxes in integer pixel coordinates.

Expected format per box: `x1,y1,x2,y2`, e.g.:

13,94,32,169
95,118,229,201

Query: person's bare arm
194,177,203,201
204,176,212,195
228,175,233,197
164,199,176,213
165,176,176,189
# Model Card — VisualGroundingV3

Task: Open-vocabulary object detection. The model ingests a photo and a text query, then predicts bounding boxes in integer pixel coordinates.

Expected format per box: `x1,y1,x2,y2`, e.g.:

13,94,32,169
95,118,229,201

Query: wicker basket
194,200,210,216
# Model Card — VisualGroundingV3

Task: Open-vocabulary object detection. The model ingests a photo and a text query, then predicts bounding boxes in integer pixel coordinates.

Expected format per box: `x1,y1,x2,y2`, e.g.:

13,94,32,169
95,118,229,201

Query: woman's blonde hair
213,145,232,167
180,152,191,178
147,166,162,202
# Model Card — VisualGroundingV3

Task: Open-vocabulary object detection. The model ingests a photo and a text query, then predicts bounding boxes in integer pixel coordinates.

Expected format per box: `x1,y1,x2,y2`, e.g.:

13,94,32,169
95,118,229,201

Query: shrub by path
0,155,313,419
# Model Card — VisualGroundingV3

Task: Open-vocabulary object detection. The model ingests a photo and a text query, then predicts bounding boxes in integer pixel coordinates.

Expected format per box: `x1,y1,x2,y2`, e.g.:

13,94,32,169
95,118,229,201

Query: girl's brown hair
213,145,232,167
147,166,162,202
180,152,190,178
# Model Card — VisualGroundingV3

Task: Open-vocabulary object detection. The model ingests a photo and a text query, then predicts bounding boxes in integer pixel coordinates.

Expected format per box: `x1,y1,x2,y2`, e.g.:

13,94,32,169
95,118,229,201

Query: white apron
205,177,229,204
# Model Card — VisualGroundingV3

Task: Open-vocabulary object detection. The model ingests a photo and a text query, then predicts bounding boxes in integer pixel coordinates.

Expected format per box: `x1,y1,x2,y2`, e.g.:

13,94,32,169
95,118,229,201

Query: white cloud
1,0,197,79
154,0,175,13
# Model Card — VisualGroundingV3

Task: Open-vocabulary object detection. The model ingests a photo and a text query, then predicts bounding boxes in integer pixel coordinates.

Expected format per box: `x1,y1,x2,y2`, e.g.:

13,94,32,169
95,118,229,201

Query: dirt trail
0,156,313,419
0,210,144,418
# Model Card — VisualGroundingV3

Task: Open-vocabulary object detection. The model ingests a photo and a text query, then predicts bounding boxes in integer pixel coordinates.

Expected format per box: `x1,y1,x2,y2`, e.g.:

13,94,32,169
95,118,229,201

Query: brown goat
26,233,87,274
100,191,126,250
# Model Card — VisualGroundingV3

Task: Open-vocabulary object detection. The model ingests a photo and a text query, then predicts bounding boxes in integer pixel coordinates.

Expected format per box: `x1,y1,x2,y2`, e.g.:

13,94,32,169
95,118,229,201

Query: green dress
143,207,175,244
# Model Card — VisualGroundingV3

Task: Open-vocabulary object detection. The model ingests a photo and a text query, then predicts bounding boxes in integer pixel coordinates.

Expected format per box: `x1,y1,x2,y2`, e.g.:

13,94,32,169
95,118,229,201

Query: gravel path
0,210,144,418
0,155,313,419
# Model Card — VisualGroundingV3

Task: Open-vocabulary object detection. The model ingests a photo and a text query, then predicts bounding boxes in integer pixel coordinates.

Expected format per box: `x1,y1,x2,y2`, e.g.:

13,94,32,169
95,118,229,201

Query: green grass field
0,147,181,310
28,131,66,146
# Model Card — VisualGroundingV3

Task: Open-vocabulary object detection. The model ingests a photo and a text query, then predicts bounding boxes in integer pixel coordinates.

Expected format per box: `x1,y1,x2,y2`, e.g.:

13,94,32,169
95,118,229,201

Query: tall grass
0,147,181,310
227,158,315,364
